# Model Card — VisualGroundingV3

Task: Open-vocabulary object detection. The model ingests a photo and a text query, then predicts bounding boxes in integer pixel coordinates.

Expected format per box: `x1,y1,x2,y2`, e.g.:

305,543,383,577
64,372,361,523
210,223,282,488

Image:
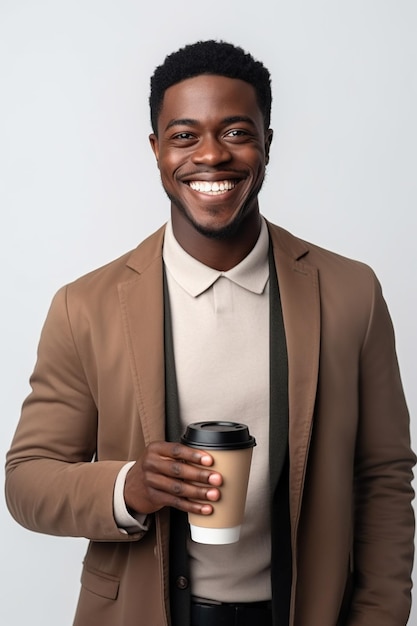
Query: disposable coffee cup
181,421,256,545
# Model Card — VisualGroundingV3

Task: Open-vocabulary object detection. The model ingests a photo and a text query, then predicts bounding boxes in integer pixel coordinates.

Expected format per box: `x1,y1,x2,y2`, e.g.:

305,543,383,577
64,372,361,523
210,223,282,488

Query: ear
149,133,160,167
264,129,273,165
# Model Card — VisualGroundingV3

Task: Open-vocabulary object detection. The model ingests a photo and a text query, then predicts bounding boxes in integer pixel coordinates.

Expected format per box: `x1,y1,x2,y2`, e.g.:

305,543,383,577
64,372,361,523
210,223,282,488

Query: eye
224,128,250,141
173,131,195,140
169,131,198,147
227,129,245,136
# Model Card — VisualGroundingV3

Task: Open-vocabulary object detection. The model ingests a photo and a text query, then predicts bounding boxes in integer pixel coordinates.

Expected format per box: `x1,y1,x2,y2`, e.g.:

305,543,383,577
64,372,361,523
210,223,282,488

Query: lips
187,179,238,195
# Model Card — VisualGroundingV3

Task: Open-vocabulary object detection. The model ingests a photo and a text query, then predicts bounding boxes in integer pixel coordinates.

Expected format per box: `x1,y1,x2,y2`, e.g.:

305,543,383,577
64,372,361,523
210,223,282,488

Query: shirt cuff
114,461,149,534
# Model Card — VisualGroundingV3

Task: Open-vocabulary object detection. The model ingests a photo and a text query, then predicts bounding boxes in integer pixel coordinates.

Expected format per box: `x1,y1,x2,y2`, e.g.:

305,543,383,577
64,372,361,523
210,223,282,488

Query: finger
145,472,221,504
167,458,222,486
154,441,215,467
144,449,222,486
142,481,218,515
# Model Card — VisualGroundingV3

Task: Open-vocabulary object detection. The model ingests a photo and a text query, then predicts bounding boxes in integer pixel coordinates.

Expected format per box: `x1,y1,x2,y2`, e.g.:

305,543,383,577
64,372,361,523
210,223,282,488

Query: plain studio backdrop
1,1,416,624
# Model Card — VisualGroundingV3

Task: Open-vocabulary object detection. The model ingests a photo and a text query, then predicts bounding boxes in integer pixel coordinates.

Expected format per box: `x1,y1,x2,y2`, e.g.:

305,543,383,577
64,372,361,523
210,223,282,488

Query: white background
1,1,416,624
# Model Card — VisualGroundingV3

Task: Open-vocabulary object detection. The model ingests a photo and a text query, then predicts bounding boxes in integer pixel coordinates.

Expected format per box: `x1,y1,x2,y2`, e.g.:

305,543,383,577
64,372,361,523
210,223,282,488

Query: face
149,74,273,240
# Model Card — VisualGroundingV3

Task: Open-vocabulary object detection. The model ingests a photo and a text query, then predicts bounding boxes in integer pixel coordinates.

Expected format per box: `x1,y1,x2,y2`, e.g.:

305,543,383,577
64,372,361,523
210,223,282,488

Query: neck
170,208,262,271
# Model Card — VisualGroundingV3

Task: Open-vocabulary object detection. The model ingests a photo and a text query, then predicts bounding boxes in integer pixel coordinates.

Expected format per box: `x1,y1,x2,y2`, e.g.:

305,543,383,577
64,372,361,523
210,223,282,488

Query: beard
162,175,266,240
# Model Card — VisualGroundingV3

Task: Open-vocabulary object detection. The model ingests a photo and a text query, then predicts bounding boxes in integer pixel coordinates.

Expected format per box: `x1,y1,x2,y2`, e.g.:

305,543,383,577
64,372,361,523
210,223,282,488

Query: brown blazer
5,221,415,626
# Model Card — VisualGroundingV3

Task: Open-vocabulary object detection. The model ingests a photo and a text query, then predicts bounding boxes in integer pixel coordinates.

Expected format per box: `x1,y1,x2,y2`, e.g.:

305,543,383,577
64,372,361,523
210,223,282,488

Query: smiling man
5,41,415,626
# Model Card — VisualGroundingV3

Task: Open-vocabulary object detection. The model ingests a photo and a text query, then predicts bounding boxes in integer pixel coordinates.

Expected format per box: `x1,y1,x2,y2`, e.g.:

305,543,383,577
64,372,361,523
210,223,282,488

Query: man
5,40,415,626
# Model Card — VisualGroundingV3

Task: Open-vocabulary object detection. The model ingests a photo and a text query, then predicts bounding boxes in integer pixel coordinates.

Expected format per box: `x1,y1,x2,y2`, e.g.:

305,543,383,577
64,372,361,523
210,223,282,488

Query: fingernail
208,473,222,485
206,488,220,501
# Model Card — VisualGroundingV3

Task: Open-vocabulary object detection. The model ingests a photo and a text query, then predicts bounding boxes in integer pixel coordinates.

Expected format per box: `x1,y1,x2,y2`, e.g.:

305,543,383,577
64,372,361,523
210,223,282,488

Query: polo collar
162,218,269,298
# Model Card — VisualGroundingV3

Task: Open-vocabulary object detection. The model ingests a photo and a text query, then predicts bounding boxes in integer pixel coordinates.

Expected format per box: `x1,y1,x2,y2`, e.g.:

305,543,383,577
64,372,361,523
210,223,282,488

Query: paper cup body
181,422,256,545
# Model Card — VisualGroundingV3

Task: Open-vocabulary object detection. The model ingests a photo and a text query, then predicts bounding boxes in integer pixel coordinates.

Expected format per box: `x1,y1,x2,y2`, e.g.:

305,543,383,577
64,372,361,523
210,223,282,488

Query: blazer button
176,575,189,590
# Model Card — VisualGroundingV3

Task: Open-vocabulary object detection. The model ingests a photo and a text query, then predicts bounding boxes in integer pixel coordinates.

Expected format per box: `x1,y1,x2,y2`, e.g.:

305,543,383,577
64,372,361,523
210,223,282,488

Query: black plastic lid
181,421,256,450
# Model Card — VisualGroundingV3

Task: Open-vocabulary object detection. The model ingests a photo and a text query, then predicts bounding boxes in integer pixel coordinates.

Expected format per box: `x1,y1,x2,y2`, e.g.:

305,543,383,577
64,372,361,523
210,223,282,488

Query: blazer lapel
118,226,166,445
268,223,321,531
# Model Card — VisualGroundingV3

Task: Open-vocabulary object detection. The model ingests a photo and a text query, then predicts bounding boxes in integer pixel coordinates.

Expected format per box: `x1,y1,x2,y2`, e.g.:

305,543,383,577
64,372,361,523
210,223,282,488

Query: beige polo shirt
163,218,271,603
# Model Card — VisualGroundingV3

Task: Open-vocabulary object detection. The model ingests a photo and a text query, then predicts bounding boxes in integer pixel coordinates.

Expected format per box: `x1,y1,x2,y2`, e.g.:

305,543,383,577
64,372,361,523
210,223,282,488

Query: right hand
124,441,222,516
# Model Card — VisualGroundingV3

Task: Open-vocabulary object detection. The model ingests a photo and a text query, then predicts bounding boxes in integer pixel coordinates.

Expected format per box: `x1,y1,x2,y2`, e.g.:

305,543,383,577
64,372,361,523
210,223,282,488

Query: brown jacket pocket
81,566,120,600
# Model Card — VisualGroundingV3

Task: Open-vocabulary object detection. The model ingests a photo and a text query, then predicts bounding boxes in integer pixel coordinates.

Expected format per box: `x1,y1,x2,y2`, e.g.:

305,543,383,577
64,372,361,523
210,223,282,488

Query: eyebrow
164,115,256,132
165,118,198,131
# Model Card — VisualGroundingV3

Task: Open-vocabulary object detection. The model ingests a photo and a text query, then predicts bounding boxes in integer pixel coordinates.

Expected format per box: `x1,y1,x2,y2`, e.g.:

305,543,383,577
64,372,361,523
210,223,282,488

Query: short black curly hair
149,40,272,135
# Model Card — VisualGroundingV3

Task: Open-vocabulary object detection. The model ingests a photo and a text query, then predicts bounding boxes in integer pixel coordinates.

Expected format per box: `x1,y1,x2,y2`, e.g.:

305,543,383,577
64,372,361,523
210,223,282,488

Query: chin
178,201,253,240
190,218,242,240
167,184,261,240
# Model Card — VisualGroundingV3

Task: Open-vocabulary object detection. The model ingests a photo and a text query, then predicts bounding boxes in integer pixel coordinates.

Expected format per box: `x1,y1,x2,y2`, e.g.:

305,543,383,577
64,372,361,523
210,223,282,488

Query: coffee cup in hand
181,421,256,544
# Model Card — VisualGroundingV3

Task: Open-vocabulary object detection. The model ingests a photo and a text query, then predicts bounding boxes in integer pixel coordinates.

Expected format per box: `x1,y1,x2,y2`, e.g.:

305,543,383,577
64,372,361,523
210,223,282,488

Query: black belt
191,599,273,626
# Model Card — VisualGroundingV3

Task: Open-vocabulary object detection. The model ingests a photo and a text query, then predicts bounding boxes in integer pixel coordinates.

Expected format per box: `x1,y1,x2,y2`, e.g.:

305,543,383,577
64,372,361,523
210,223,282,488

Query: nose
192,135,232,166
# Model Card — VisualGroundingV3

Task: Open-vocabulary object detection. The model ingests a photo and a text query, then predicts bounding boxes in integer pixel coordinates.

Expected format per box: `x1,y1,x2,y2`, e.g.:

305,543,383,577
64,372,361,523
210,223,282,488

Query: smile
187,180,238,195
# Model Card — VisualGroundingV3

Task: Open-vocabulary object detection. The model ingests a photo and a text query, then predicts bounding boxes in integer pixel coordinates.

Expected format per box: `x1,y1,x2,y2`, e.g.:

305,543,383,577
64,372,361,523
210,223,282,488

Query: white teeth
188,180,236,195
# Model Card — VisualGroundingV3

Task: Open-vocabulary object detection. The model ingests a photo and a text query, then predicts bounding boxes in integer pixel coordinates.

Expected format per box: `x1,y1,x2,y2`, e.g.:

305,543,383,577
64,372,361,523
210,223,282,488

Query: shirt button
176,576,189,590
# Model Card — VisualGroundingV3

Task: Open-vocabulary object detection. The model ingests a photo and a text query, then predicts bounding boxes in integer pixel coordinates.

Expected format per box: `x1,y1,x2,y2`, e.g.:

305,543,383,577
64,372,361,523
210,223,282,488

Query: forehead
157,74,263,131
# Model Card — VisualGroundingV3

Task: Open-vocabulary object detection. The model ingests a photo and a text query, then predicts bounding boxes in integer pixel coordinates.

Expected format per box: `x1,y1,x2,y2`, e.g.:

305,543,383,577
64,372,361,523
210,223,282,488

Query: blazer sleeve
348,273,415,625
5,286,145,542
